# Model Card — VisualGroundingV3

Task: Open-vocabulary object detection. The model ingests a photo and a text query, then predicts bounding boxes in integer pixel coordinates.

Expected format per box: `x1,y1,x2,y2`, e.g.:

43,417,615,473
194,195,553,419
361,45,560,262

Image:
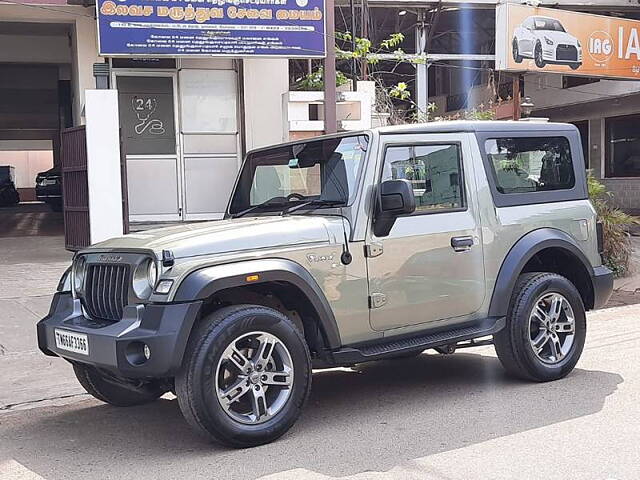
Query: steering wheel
286,193,306,201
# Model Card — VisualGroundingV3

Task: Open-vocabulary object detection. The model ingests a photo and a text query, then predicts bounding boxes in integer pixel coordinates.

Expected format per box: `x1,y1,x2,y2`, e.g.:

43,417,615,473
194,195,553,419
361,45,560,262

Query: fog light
154,279,174,295
125,341,150,366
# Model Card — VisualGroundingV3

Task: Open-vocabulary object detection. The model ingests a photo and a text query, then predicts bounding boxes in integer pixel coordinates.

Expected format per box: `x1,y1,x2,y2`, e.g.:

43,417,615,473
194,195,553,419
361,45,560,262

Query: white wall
0,150,53,188
85,90,124,244
242,58,289,150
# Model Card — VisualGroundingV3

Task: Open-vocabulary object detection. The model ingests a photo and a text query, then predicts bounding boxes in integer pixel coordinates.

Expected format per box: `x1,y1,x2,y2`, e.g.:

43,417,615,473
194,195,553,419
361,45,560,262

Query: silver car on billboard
513,16,583,70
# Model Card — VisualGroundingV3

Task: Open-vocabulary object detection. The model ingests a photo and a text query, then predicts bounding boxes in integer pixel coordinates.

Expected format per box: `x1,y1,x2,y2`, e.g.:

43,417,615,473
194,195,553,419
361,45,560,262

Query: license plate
54,329,89,355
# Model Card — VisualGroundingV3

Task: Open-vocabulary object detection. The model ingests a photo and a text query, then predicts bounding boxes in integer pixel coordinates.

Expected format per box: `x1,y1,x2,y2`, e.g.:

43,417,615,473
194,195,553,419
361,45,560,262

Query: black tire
534,43,546,68
73,363,165,406
175,305,312,448
512,40,523,63
494,272,586,382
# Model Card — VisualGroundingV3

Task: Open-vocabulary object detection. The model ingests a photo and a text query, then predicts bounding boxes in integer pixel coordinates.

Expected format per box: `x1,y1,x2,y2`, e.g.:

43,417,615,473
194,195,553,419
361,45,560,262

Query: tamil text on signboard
97,0,326,58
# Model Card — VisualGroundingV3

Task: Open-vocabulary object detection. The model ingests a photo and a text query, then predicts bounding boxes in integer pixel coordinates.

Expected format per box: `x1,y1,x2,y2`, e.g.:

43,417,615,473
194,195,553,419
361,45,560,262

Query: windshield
229,135,369,216
533,18,565,32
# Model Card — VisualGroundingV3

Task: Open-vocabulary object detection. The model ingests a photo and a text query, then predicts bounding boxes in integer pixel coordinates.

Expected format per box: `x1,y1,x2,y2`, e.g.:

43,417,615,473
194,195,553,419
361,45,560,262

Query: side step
323,317,505,366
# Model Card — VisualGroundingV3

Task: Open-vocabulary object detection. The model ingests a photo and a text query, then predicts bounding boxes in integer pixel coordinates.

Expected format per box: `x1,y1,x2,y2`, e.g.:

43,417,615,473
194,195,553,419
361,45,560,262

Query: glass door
178,68,240,221
116,74,182,222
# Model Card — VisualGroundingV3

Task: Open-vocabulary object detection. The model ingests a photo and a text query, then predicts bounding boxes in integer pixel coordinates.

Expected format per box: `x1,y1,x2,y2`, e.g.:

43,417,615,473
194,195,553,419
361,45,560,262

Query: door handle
451,236,474,251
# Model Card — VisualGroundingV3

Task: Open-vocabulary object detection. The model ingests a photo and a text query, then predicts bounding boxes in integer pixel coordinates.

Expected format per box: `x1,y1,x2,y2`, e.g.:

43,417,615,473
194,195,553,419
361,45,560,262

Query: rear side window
485,137,575,194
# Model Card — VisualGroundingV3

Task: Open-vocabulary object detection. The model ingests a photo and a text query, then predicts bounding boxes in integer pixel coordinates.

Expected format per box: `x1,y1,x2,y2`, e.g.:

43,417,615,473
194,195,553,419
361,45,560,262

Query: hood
91,216,338,259
539,30,578,45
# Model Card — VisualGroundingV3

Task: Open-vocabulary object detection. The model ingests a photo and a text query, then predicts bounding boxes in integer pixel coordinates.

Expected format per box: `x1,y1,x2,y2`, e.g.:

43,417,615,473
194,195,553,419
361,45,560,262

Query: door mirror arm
372,179,416,237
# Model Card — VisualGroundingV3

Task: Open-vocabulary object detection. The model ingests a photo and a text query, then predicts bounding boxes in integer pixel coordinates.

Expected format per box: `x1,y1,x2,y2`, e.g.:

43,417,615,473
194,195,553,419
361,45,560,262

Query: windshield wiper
281,199,344,215
231,197,290,218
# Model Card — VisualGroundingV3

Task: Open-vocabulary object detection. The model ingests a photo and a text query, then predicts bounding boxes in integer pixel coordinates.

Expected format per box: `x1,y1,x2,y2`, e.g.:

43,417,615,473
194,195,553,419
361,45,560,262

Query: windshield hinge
364,243,383,258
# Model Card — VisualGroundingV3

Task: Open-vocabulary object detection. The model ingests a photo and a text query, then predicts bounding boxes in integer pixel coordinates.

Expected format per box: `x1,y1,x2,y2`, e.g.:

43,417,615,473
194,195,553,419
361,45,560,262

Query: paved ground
0,235,75,411
0,203,64,238
1,226,639,479
0,305,638,480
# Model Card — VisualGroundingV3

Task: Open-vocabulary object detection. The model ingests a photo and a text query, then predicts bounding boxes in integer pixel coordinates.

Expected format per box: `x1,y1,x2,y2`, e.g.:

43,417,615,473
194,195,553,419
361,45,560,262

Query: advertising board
496,4,640,79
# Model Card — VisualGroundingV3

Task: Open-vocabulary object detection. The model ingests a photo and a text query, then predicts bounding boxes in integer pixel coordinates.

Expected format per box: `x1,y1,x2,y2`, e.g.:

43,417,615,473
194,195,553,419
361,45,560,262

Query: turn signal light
246,274,260,282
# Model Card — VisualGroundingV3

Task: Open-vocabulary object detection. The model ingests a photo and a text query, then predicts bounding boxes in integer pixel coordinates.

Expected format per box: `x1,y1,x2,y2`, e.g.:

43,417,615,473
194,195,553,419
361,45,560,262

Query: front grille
556,45,578,61
84,264,130,322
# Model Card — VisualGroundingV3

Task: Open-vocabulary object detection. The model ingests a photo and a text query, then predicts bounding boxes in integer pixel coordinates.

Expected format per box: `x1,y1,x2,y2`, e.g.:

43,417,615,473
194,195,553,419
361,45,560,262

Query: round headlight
72,256,87,294
148,259,158,288
133,258,157,300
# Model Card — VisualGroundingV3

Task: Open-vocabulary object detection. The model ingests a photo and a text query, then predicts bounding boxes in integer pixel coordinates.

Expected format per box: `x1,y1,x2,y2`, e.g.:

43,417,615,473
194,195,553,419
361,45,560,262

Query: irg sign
496,4,640,79
96,0,326,58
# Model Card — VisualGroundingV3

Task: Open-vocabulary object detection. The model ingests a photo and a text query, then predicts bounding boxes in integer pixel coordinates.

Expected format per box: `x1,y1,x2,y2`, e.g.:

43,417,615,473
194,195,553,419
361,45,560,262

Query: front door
117,74,181,222
366,134,486,332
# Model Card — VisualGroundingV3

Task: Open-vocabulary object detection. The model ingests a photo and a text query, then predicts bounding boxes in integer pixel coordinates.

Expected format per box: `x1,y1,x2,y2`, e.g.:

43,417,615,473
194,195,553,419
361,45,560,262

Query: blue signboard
97,0,326,57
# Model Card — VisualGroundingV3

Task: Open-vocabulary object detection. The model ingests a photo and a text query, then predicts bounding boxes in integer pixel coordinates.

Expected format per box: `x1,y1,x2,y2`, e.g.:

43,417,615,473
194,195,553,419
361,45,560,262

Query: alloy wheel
215,331,294,425
528,292,576,364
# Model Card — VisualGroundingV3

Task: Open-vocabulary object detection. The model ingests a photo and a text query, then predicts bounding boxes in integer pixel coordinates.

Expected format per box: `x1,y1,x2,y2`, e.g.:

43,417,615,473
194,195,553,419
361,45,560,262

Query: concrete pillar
85,90,124,244
242,58,289,151
72,17,102,125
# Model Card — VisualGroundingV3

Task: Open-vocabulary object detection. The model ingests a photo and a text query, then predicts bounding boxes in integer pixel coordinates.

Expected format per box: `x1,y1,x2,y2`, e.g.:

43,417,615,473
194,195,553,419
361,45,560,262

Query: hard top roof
374,120,576,135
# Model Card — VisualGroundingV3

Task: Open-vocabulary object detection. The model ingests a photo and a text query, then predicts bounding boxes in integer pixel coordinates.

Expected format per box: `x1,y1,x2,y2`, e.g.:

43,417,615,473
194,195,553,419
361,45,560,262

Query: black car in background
35,167,62,212
0,165,20,206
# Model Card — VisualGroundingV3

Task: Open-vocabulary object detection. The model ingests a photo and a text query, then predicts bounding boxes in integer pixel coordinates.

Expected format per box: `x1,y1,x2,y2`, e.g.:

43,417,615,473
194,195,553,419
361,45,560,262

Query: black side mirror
373,179,416,237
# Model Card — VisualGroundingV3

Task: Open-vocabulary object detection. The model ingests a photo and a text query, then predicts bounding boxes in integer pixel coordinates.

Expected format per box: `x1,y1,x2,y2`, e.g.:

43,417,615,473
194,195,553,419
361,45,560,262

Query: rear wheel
494,272,586,382
512,40,523,63
175,305,312,448
73,363,165,406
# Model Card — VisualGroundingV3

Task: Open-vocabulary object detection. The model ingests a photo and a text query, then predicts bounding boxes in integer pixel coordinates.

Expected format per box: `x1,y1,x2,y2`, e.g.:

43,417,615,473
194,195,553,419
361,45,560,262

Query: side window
382,144,465,213
484,137,575,194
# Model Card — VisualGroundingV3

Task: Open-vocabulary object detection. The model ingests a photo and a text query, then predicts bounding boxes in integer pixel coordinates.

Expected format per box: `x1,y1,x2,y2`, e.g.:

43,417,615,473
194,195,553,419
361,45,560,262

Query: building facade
0,1,290,224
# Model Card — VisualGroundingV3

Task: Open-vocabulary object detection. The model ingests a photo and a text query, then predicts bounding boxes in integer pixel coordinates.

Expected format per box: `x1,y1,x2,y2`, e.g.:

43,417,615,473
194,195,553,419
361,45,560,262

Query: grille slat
84,264,129,322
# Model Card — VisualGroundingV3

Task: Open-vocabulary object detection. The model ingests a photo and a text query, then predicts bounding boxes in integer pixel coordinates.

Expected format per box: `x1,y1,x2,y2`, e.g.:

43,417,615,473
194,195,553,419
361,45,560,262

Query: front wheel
534,43,546,68
512,40,523,63
175,305,312,448
494,272,586,382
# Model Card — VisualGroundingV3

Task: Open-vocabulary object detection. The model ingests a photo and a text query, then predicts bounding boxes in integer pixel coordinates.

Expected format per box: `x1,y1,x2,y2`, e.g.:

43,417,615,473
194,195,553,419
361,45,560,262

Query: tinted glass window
485,137,575,194
382,144,464,212
605,114,640,178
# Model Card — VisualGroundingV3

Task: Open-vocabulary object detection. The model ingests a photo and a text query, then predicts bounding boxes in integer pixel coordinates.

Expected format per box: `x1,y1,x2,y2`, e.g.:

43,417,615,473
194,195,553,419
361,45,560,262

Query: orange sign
496,4,640,79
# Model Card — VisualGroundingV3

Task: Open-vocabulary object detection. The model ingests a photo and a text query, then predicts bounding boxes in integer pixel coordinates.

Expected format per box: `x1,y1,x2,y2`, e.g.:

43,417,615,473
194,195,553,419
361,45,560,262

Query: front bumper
542,46,582,65
37,293,202,378
35,185,61,201
592,265,614,310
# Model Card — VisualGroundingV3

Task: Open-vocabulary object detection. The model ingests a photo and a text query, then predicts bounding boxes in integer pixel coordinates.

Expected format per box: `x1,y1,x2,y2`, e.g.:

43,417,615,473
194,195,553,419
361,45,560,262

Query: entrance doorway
116,74,181,222
0,60,71,241
114,66,241,223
